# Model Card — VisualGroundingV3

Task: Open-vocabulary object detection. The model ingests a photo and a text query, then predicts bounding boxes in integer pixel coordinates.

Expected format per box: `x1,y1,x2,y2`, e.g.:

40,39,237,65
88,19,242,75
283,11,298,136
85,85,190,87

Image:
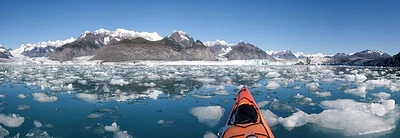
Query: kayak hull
220,87,275,138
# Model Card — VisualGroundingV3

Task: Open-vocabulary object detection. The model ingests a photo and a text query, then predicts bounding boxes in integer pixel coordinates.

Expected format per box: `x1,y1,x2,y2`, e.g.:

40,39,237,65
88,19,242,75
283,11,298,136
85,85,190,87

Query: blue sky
0,0,399,55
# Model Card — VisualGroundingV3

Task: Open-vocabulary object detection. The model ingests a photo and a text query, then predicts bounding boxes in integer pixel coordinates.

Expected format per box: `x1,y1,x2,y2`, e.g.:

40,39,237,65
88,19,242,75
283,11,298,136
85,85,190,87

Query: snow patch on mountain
294,52,330,58
11,37,76,58
80,28,163,42
204,39,235,47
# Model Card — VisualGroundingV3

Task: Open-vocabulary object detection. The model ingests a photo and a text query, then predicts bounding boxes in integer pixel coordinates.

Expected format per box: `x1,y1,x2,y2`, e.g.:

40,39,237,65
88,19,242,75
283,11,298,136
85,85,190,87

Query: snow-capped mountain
349,49,391,59
11,37,76,58
332,53,350,59
203,39,235,55
224,42,275,61
168,30,195,48
266,50,298,60
293,52,328,59
78,28,163,45
0,44,12,58
50,28,163,61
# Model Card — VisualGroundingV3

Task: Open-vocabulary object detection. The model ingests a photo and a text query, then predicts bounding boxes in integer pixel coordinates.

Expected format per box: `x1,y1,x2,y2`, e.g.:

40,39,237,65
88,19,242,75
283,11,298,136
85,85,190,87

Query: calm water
0,64,399,138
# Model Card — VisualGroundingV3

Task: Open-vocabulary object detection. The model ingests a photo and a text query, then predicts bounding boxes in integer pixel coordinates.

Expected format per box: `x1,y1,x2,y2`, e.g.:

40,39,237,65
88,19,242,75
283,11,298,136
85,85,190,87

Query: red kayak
219,86,275,138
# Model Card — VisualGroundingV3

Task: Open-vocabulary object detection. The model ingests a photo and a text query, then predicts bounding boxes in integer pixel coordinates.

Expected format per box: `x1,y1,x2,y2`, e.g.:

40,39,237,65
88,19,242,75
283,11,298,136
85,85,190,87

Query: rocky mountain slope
50,28,162,61
0,44,12,58
330,49,391,65
224,42,275,60
90,37,215,62
267,50,298,60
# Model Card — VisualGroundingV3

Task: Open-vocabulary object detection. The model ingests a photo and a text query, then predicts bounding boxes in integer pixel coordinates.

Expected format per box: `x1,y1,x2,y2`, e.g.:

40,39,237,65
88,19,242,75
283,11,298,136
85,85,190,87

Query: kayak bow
219,86,275,138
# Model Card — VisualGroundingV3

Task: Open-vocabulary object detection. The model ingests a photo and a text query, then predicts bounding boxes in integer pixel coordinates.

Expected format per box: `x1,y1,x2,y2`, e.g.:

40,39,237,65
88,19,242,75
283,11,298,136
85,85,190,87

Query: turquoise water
0,65,399,138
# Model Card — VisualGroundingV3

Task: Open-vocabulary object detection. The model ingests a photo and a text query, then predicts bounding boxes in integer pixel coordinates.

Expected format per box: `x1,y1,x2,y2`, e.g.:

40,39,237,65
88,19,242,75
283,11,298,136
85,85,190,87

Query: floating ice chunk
320,99,366,109
293,93,304,99
271,99,295,112
109,79,129,86
306,108,396,136
0,94,5,98
67,84,73,91
0,125,9,138
278,110,308,130
345,75,356,81
265,72,280,78
105,122,120,132
350,70,358,74
257,101,270,108
32,93,58,103
213,90,229,96
17,105,31,110
17,94,26,99
33,120,42,128
293,86,301,90
157,120,164,124
365,79,391,88
371,92,391,100
261,110,279,127
87,113,103,119
313,91,331,97
143,82,156,87
192,94,212,99
382,99,395,111
344,85,367,97
114,131,133,138
203,131,218,138
306,82,319,92
252,83,262,88
195,78,216,84
189,106,225,127
339,71,344,75
320,99,396,116
78,80,87,85
355,74,367,82
0,114,24,127
266,81,280,90
146,89,163,100
76,93,98,102
147,74,161,80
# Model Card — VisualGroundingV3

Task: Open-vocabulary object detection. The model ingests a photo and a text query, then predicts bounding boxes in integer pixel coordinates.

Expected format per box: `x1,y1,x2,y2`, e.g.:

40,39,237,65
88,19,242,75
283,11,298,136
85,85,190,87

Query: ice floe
261,110,279,127
313,91,331,97
32,93,58,103
371,92,391,100
33,120,42,128
16,105,32,110
305,82,319,92
189,106,225,127
344,84,367,97
266,81,280,90
105,122,120,132
109,79,129,86
0,114,24,127
76,93,98,102
114,131,133,138
0,125,9,138
278,110,308,130
257,100,270,108
203,131,218,138
17,94,26,99
265,72,280,78
278,99,400,136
